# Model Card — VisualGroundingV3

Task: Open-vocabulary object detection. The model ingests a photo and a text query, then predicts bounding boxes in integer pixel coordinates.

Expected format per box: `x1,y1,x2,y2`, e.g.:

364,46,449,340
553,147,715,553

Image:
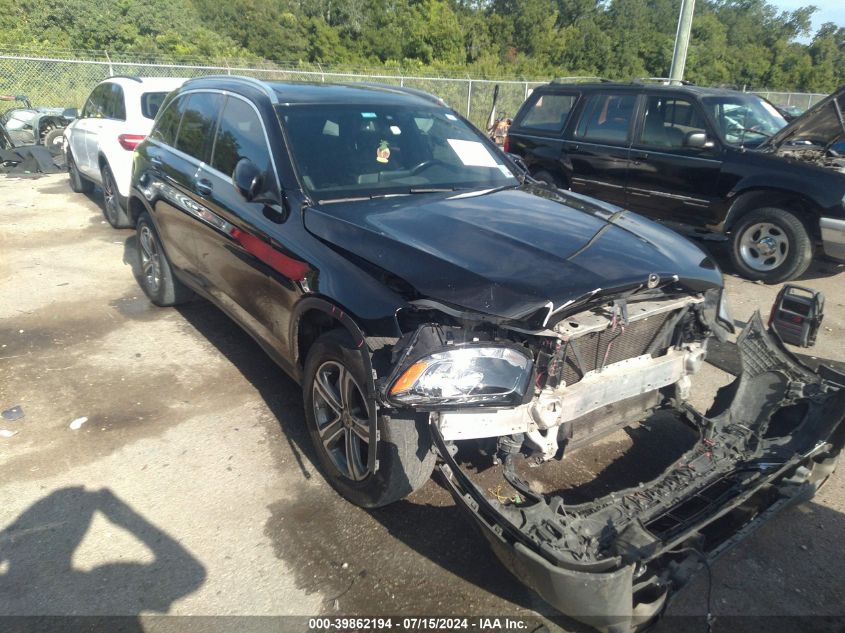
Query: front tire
729,207,813,283
101,163,132,228
68,152,94,194
43,128,65,156
303,329,435,508
135,212,194,307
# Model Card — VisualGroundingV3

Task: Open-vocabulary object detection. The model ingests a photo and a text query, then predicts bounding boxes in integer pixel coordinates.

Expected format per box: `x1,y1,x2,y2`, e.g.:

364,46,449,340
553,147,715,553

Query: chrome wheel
738,222,789,272
102,167,120,223
139,225,162,293
312,360,371,481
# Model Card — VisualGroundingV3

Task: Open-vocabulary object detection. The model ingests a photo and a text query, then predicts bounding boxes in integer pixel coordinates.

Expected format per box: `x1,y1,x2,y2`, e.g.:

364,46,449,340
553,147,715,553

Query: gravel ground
1,173,843,632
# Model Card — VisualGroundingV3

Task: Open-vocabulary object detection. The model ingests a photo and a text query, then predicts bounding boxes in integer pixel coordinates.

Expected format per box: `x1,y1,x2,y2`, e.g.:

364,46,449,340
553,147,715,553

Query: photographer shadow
0,487,206,632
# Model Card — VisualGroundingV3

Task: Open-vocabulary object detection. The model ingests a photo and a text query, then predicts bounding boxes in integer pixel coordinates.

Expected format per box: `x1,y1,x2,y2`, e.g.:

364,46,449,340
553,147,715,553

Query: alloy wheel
139,225,162,294
103,168,120,223
312,360,371,481
738,222,789,272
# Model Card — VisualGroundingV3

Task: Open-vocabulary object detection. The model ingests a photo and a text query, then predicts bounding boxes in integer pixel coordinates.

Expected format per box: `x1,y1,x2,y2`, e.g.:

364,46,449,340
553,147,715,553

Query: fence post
400,76,404,87
466,78,472,117
524,82,529,100
105,51,114,77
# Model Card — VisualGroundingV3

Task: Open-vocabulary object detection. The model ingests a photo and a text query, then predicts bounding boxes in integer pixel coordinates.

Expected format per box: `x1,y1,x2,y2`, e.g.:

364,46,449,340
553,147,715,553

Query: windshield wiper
408,187,457,193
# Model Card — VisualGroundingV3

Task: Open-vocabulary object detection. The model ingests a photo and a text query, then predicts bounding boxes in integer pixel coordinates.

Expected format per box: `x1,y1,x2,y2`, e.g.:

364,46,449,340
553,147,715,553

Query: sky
769,0,845,39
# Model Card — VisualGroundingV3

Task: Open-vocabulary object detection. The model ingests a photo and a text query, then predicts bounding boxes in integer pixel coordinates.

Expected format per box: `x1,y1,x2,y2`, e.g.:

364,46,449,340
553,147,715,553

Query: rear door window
211,96,271,178
174,92,223,163
150,95,187,147
518,93,577,133
105,83,126,120
82,84,110,118
575,93,637,145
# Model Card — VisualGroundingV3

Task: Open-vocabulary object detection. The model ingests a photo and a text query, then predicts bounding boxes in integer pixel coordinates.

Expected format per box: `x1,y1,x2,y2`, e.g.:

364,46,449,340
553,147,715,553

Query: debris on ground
69,416,88,430
0,145,65,175
1,405,24,421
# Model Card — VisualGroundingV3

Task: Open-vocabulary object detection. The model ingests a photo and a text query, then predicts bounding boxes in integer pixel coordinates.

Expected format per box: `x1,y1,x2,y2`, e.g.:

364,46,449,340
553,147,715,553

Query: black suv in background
127,76,844,632
507,82,845,283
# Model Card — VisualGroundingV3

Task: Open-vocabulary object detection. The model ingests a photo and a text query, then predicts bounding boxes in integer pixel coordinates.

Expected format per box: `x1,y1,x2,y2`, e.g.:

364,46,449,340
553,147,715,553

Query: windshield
702,95,787,148
277,104,517,201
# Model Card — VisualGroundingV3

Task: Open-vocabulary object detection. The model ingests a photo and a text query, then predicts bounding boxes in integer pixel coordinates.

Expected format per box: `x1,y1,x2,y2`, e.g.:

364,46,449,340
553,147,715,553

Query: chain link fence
0,51,546,129
0,50,829,129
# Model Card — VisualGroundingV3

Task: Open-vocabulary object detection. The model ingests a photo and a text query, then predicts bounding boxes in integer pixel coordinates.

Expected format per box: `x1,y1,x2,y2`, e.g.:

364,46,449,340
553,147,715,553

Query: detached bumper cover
432,314,845,633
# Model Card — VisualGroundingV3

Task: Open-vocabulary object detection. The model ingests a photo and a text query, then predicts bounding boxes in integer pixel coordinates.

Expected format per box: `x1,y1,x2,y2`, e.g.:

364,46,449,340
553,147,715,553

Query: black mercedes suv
128,76,844,632
506,81,845,283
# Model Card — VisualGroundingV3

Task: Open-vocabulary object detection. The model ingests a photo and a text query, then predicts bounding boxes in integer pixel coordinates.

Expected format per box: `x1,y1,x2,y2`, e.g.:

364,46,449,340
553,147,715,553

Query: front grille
560,310,673,386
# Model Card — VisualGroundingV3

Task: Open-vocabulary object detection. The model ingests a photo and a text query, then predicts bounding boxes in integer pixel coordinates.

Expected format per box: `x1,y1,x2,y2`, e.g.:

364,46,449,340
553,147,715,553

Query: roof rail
632,77,694,86
105,75,143,83
355,82,446,106
183,74,278,103
551,76,609,84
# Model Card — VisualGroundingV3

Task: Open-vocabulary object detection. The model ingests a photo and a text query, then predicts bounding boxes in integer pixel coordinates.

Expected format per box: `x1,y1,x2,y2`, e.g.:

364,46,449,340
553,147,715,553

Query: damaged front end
424,314,844,633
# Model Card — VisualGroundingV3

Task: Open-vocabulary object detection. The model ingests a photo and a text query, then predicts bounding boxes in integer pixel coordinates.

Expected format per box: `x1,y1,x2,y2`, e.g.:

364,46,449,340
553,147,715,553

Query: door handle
195,178,213,196
632,152,649,161
566,143,580,152
150,156,163,172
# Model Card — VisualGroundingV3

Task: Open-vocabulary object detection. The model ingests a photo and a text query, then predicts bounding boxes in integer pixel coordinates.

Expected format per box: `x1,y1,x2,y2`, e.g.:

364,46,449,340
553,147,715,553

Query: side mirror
62,108,79,120
233,158,264,202
684,131,714,150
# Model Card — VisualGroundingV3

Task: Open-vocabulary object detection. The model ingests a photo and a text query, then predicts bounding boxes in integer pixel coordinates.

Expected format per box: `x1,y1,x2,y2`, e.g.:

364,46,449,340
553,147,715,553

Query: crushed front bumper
431,314,845,633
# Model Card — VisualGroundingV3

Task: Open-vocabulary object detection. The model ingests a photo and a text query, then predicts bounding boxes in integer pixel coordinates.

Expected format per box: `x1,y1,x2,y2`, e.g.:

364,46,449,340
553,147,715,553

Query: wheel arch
291,297,368,373
725,188,823,241
128,193,150,227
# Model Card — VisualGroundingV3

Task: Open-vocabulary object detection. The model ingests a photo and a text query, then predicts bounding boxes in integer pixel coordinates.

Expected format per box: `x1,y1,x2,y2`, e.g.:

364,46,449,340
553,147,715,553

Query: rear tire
68,152,93,194
532,169,566,190
101,163,133,228
729,207,813,283
303,329,435,508
135,212,194,307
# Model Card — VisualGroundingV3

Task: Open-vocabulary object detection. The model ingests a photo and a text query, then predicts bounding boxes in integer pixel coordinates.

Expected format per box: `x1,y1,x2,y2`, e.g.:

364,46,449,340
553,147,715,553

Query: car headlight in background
388,346,533,407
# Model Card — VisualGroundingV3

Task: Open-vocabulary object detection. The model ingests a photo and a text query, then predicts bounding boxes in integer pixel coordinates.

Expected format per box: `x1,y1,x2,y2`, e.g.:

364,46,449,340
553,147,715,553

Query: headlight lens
389,346,533,407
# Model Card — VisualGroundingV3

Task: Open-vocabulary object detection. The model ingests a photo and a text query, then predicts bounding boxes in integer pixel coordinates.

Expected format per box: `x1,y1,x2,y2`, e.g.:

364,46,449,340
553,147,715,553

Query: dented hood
304,185,723,322
767,84,845,151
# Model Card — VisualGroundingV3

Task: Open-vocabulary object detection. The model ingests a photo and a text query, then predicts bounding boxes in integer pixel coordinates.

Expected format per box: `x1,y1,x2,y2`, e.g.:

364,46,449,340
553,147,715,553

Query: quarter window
174,92,222,162
575,93,636,145
211,97,270,178
150,95,187,147
639,96,707,149
519,93,577,133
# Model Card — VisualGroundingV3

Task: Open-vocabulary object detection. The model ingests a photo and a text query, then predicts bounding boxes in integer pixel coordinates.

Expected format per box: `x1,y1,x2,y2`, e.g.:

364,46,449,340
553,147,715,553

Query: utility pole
669,0,696,84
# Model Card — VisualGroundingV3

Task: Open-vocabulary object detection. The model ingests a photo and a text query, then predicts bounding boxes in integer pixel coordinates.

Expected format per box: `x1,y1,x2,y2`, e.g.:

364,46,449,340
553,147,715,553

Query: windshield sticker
377,140,391,164
361,112,377,118
444,113,458,121
447,139,499,167
390,125,402,135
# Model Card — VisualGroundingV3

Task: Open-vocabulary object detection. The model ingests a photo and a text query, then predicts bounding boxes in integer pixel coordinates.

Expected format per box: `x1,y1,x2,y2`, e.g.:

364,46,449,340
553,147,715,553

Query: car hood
304,185,723,323
766,85,845,151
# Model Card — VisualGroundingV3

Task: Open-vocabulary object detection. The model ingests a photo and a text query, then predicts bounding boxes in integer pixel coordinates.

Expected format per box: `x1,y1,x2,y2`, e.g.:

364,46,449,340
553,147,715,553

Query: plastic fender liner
431,312,845,633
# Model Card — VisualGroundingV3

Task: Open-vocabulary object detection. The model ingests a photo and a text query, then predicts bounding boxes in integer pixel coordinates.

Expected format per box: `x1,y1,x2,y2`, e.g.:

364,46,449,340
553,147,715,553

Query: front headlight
388,346,533,407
